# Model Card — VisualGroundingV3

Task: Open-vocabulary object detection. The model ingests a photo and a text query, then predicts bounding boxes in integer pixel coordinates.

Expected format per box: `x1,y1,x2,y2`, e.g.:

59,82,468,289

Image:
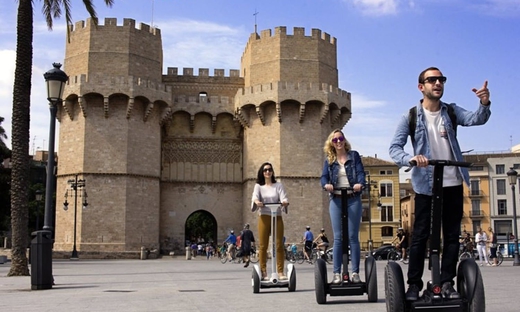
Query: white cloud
350,0,400,16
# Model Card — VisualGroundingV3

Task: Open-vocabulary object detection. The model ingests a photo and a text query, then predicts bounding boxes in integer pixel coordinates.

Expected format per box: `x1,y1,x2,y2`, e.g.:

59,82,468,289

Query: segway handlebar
263,202,289,214
404,159,473,173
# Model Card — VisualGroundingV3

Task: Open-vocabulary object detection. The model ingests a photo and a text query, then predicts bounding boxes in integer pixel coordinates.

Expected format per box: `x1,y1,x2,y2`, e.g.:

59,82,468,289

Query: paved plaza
0,255,517,311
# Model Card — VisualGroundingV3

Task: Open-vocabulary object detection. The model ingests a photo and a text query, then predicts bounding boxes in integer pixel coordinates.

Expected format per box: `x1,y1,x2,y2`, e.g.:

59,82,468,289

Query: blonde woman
320,129,365,284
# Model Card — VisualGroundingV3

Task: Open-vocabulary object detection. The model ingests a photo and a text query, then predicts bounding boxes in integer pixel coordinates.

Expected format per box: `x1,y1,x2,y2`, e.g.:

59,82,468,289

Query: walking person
241,223,256,268
320,129,366,284
389,66,491,301
251,162,289,281
488,227,498,266
302,226,314,263
475,227,489,266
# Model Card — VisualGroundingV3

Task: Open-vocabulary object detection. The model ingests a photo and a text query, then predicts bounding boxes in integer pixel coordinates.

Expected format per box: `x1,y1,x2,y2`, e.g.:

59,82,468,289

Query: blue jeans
329,196,362,274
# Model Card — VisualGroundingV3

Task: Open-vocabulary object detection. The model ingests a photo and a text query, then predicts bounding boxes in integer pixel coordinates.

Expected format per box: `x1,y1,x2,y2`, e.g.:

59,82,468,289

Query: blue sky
1,0,519,169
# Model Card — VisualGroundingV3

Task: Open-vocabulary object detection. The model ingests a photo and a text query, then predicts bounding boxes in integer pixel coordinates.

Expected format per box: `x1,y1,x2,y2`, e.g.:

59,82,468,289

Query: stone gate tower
53,18,352,257
236,26,351,237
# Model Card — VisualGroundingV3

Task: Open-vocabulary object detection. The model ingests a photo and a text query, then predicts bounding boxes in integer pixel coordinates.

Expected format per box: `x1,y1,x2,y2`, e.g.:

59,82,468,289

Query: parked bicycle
286,244,306,264
458,247,503,266
387,245,408,264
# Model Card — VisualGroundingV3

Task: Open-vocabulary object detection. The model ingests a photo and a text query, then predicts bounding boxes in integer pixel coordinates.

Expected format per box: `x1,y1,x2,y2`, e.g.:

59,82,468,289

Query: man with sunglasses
389,67,491,301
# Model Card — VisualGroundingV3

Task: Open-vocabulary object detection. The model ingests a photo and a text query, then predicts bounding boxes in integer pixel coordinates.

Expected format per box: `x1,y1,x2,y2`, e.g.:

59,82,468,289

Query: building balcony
469,210,485,218
468,190,483,197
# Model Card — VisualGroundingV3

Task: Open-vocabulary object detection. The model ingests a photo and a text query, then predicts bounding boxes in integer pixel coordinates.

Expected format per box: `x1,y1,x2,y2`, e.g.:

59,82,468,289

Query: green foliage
185,211,217,242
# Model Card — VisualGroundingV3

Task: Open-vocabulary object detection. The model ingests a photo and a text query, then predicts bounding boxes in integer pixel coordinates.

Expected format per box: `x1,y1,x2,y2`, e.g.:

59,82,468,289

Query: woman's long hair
256,162,277,185
323,129,351,164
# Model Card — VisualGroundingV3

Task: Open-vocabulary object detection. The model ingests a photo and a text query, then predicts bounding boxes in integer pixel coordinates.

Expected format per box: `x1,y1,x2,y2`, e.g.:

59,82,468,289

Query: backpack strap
408,104,457,144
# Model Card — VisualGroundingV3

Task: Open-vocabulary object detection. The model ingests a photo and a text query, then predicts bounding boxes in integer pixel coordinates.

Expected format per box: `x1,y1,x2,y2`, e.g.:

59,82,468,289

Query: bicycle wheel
488,251,503,266
249,250,259,264
220,253,228,264
387,250,398,261
297,251,305,264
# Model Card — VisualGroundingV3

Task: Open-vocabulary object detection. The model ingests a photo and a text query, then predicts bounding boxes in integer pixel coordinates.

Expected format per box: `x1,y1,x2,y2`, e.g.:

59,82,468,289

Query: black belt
334,193,355,198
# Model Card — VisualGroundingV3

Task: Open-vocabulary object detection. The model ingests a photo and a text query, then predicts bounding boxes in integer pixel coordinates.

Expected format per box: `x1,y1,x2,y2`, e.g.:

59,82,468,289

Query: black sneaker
441,282,460,299
406,284,420,301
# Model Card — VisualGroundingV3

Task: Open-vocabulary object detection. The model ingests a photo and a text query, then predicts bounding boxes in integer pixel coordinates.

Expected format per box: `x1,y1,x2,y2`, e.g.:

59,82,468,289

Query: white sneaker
352,272,361,283
332,273,341,284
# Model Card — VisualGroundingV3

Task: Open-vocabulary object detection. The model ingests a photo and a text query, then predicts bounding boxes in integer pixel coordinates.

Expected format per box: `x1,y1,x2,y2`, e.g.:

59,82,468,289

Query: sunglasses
263,168,273,173
423,76,447,84
331,136,345,143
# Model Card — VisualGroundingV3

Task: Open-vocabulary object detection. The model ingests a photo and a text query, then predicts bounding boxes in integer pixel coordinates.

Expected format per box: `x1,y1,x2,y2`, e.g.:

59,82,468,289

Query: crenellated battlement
250,26,336,45
69,17,161,36
237,81,349,98
165,67,240,78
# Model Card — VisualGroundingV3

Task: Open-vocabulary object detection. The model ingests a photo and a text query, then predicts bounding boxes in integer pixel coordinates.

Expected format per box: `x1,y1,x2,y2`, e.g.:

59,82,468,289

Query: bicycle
236,246,259,264
487,249,503,266
310,246,331,264
219,243,237,264
387,245,408,264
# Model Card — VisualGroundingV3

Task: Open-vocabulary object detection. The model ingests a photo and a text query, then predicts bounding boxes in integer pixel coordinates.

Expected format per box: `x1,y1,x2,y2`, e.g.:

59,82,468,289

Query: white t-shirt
475,232,488,246
423,108,462,187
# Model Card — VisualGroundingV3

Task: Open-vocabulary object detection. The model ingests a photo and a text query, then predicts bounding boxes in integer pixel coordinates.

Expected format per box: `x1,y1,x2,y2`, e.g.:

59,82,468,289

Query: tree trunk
8,0,33,277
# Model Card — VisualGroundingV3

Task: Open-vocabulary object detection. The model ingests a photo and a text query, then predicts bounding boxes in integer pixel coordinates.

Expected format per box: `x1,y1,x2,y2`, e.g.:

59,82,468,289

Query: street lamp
35,190,43,230
31,63,68,290
63,175,88,260
507,167,520,266
366,176,378,252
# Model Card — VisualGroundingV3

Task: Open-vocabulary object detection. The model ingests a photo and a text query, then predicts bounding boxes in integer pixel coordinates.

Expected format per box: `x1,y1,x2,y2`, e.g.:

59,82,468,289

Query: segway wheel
384,261,406,311
314,258,328,304
457,258,485,312
288,265,296,292
252,269,260,294
365,256,378,302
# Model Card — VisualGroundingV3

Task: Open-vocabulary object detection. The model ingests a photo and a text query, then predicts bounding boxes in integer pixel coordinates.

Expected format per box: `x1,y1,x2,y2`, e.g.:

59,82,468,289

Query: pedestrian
488,227,498,266
251,162,289,281
302,226,314,263
241,223,256,268
475,227,489,266
391,228,408,261
190,242,197,258
321,129,365,284
389,66,491,301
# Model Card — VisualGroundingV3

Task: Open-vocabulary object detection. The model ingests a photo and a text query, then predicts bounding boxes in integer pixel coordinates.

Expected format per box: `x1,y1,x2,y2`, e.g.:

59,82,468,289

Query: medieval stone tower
53,18,351,257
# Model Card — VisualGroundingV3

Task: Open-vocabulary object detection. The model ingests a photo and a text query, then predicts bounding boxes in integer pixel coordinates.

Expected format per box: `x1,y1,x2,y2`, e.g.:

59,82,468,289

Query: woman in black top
488,227,498,266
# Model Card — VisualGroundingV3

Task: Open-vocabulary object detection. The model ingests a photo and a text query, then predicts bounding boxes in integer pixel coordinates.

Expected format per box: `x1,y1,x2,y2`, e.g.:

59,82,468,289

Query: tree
0,116,9,164
9,0,114,277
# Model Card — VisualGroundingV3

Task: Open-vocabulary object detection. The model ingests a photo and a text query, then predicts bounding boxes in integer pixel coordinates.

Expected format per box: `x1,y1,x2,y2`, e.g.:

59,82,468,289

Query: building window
380,183,393,197
496,164,505,174
471,200,481,215
497,179,506,195
381,226,393,237
470,180,480,195
494,220,513,237
472,221,481,235
514,164,520,170
381,205,393,222
362,204,369,222
468,166,484,171
379,170,393,175
497,199,507,215
198,92,208,103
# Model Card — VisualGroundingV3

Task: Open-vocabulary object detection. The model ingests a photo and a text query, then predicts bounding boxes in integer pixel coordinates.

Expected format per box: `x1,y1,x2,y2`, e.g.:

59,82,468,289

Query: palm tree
0,116,9,164
9,0,114,277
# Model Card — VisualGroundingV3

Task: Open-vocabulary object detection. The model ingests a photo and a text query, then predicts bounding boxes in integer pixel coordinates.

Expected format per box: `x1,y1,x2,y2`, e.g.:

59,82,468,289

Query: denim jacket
389,101,491,195
320,150,366,198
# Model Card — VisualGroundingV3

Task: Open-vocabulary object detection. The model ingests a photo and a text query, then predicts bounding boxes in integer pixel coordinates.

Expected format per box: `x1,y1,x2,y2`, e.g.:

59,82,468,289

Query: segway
384,160,485,311
252,203,296,293
314,187,378,304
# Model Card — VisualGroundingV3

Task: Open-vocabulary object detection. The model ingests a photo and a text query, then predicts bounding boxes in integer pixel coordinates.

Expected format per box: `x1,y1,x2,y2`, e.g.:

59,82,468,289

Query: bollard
140,247,147,260
31,230,53,290
186,246,192,260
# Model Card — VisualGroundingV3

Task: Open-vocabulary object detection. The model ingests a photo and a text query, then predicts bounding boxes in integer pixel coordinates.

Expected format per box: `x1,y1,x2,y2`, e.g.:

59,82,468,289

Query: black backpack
408,105,457,144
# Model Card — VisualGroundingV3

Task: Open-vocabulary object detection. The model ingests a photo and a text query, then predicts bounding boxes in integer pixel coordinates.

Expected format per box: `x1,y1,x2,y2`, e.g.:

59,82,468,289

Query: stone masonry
53,18,352,257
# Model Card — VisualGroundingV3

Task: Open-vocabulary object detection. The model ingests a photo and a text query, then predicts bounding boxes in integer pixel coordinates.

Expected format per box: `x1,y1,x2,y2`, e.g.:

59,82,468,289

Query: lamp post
507,168,520,266
367,176,377,252
63,175,88,260
35,190,43,230
31,63,68,290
